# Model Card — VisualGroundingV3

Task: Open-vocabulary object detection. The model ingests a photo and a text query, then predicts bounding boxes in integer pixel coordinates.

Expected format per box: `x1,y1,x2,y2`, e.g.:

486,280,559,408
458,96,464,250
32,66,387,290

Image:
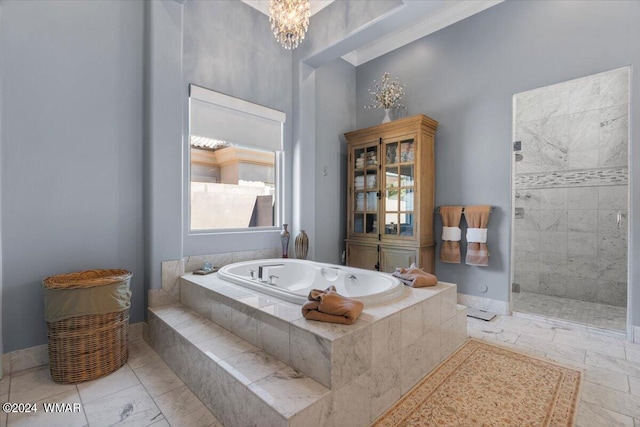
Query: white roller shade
189,85,285,152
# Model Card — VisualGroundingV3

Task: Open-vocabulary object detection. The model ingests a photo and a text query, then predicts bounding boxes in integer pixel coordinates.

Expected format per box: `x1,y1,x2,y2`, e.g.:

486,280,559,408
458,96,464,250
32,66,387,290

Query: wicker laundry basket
43,269,132,384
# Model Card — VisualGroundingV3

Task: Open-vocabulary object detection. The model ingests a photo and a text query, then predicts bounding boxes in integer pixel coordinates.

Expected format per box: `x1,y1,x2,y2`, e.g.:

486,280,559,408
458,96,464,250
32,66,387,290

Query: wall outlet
477,283,488,293
512,283,520,293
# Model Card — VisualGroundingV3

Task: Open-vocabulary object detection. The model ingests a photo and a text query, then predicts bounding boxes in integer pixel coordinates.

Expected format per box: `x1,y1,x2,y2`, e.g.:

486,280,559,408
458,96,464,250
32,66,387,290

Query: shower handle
617,211,622,230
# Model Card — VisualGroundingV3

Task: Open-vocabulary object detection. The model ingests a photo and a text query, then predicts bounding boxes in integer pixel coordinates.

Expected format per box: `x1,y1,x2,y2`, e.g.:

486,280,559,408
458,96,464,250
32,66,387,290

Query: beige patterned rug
373,339,581,427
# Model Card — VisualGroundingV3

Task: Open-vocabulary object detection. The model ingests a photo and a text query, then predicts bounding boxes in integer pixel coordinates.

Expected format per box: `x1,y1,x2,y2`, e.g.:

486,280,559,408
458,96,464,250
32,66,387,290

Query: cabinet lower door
347,242,378,271
379,246,417,273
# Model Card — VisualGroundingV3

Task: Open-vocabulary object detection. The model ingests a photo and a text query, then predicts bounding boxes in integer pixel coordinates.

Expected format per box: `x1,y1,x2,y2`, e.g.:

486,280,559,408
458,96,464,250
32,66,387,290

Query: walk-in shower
511,67,630,332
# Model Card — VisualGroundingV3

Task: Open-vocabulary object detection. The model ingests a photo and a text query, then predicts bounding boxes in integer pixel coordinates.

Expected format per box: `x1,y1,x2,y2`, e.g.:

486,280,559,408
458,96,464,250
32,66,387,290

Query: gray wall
146,0,293,291
145,0,184,291
1,0,145,351
356,0,640,322
0,2,3,366
181,0,292,257
314,59,356,264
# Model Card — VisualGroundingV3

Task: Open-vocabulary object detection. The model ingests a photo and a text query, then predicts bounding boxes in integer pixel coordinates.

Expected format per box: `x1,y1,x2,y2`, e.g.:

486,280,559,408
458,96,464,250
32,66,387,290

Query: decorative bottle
295,230,309,260
280,224,290,258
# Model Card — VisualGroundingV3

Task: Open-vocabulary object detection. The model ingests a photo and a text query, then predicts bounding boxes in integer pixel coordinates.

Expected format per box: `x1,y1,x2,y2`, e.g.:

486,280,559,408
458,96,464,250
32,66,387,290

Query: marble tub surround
151,247,280,307
147,304,331,427
145,272,467,426
181,272,464,389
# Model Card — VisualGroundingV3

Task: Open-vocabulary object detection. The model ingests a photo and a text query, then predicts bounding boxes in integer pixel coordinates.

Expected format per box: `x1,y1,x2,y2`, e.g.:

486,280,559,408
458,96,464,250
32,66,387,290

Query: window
188,85,285,232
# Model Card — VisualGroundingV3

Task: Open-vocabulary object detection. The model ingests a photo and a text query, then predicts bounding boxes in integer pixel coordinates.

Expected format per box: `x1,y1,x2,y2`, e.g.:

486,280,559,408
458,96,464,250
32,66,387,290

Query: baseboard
2,322,146,375
457,293,509,315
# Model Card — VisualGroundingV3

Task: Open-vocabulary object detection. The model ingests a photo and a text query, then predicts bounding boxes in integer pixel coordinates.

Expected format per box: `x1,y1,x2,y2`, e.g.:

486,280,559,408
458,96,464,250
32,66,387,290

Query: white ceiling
241,0,503,66
241,0,335,17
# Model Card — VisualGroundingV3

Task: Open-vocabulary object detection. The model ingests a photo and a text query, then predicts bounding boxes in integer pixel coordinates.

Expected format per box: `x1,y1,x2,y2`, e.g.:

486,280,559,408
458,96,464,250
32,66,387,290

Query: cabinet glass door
384,139,415,237
353,144,378,235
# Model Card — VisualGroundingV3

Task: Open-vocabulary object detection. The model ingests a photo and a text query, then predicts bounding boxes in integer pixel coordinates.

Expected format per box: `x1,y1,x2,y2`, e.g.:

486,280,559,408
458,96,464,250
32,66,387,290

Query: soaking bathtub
217,259,405,306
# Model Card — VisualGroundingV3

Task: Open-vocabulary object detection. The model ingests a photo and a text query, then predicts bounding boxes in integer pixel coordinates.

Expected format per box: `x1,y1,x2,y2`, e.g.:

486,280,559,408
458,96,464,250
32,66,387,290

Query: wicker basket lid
43,269,132,290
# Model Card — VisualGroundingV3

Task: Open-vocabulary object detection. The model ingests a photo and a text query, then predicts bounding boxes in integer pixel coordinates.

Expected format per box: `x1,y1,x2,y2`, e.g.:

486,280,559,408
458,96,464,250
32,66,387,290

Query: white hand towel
442,226,461,241
466,228,487,243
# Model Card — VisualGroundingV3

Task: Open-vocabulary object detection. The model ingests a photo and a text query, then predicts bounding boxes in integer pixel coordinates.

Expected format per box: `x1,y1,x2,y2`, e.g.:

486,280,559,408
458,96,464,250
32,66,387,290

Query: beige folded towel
464,205,491,266
392,263,438,287
440,206,463,263
301,285,364,325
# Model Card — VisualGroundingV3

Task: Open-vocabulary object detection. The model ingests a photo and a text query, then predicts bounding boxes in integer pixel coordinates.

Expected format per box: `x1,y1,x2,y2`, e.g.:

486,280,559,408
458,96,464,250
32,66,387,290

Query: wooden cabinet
345,114,438,273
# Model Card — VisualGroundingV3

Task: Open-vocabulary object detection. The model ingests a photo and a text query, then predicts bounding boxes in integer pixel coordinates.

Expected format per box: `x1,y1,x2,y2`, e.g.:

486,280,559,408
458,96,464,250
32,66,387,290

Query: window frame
185,84,286,236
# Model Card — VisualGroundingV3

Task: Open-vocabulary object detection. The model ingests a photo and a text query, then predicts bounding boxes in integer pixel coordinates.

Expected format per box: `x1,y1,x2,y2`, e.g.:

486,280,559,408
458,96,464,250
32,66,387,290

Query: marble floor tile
585,352,640,378
629,376,640,397
7,389,87,427
83,384,162,427
0,376,9,396
9,308,640,427
9,366,76,404
581,381,640,419
626,345,640,364
132,360,183,398
577,401,634,427
584,366,630,393
554,332,626,358
515,334,586,363
77,365,140,404
127,340,162,370
153,385,222,427
148,418,171,427
482,336,547,359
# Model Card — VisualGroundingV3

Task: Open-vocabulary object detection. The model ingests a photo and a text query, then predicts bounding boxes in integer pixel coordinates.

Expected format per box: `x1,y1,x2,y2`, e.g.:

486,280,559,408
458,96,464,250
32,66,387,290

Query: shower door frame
508,68,633,338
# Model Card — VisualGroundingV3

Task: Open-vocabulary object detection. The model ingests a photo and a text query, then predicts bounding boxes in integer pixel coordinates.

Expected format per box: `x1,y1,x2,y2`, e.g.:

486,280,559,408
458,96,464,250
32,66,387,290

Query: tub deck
146,271,467,427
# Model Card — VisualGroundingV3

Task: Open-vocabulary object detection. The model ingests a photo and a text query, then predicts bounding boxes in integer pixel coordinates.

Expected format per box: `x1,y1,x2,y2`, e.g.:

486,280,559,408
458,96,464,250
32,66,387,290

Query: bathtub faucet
258,263,284,282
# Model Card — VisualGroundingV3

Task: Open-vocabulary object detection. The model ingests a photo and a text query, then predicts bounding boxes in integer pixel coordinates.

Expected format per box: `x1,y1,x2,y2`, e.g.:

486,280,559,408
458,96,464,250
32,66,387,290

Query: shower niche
511,67,629,331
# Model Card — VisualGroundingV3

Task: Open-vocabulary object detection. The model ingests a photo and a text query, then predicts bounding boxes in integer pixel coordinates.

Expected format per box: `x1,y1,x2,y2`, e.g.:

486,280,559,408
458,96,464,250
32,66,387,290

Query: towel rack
435,206,494,214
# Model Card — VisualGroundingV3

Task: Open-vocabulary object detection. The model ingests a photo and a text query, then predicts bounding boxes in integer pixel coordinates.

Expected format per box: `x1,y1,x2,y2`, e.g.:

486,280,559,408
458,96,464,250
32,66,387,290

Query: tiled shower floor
512,291,627,332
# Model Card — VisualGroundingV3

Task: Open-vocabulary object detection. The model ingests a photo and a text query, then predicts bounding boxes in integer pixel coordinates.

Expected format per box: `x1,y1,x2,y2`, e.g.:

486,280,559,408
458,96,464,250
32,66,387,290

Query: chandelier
269,0,310,50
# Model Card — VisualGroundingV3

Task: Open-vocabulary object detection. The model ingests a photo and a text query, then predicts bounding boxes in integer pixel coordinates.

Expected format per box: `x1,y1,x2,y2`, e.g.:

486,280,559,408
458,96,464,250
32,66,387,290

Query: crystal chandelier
269,0,310,50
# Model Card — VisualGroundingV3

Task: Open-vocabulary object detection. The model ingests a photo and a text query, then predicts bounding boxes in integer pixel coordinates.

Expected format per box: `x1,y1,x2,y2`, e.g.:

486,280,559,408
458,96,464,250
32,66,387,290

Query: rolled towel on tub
392,263,438,287
301,285,364,325
464,205,492,266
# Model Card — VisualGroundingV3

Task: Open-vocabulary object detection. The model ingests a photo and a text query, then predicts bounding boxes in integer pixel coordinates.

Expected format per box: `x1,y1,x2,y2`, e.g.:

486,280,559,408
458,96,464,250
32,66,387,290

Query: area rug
373,339,581,427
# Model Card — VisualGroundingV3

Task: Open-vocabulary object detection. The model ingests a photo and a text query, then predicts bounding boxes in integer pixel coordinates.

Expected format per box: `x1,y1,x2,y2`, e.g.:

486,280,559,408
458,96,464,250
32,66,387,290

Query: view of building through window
190,140,276,230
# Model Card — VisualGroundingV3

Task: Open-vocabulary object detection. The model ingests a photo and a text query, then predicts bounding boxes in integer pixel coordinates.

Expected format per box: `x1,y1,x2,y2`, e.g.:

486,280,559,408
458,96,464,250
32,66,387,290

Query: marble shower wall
513,68,629,307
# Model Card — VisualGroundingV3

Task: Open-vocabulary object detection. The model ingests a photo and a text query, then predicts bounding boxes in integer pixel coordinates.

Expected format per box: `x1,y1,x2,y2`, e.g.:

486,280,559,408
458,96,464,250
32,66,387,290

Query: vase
295,230,309,260
280,224,290,258
381,108,391,124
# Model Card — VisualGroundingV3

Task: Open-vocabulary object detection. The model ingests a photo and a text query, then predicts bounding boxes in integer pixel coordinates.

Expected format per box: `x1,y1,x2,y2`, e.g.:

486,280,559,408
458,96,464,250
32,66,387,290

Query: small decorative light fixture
269,0,310,50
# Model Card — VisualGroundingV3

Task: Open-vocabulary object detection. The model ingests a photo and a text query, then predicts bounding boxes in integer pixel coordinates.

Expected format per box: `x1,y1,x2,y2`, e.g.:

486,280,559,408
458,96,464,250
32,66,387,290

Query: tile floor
513,291,627,331
0,336,222,427
2,314,640,426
